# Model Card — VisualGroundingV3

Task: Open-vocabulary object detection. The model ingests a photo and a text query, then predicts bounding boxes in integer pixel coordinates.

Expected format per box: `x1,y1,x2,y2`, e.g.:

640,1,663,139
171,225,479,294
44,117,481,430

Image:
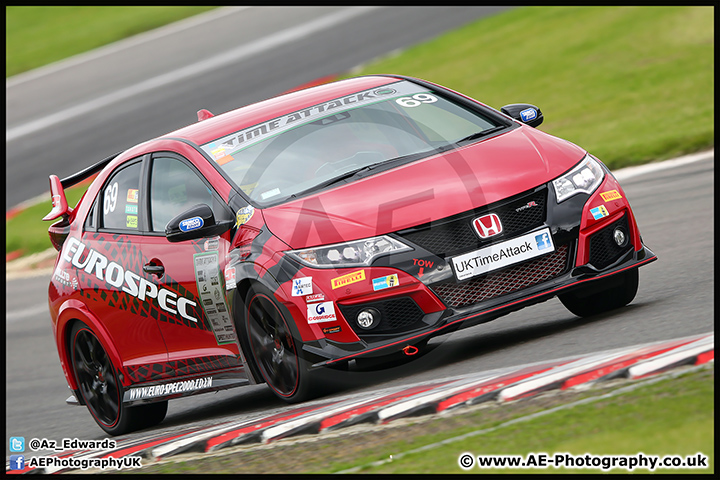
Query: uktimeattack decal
331,270,366,289
194,252,237,344
307,301,336,324
291,277,313,296
125,376,213,401
63,237,198,322
201,81,427,157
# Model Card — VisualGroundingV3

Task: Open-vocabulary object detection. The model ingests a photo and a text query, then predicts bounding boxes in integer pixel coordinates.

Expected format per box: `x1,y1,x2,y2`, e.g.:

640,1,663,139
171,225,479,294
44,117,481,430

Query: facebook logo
9,455,25,470
535,232,552,250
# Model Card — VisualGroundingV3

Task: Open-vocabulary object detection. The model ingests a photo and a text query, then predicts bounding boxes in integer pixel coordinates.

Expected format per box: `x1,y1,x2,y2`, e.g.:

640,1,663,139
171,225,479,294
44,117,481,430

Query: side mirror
165,204,233,243
501,103,544,128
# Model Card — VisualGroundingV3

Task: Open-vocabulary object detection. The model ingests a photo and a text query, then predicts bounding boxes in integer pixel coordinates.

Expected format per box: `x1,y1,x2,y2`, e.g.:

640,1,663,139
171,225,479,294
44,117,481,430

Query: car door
135,152,243,375
79,155,171,382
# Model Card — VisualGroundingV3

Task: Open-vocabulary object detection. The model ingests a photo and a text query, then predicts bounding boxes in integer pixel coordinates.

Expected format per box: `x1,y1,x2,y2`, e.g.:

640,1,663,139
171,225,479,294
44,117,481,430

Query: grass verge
347,6,714,169
128,365,713,474
6,6,217,78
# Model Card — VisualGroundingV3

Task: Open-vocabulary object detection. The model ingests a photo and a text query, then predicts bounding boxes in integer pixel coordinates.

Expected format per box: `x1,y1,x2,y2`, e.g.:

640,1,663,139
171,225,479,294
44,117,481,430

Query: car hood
263,125,587,249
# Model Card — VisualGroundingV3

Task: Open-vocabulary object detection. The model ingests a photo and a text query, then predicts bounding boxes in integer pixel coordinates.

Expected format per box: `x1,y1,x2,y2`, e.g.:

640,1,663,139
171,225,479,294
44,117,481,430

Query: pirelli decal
331,270,366,289
600,190,622,202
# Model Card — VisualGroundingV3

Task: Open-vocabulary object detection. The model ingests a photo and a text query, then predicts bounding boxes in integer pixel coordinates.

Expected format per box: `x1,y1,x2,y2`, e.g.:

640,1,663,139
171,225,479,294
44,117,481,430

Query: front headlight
552,154,605,203
286,235,412,268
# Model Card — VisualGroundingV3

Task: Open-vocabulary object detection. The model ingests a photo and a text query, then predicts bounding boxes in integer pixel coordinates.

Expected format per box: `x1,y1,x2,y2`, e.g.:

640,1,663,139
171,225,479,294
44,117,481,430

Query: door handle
143,263,165,276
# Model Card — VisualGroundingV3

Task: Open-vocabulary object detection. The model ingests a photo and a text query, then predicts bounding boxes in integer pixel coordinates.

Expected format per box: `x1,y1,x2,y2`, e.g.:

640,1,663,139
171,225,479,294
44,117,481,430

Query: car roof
162,75,402,147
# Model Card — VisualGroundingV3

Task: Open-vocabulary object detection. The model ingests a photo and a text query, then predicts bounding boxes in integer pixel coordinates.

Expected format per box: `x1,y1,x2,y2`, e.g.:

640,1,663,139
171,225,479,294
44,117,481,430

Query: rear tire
559,268,639,318
70,322,167,435
242,284,316,402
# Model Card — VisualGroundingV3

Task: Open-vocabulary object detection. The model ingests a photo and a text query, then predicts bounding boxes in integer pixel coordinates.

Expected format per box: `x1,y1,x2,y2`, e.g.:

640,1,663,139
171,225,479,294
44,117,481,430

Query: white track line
5,7,248,88
6,7,379,142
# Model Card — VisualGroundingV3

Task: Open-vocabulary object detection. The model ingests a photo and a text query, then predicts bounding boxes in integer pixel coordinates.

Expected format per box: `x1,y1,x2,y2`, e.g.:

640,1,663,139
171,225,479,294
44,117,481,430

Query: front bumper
305,243,656,367
270,172,657,368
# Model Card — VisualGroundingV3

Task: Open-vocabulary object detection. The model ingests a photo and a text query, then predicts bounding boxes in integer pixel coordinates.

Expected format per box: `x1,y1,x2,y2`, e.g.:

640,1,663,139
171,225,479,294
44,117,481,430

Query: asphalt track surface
5,6,713,458
6,6,510,208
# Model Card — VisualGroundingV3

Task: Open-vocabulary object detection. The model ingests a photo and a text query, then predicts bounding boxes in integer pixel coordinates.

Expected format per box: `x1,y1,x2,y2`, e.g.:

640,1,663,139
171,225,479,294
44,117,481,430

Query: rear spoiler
42,152,120,221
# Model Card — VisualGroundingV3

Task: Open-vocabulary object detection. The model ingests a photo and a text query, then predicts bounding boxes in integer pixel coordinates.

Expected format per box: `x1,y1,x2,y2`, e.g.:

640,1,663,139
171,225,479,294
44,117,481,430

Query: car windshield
201,80,503,206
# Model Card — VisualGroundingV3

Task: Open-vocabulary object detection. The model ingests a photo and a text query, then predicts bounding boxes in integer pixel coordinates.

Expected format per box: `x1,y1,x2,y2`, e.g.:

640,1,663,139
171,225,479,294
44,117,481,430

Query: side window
150,156,215,232
101,161,142,231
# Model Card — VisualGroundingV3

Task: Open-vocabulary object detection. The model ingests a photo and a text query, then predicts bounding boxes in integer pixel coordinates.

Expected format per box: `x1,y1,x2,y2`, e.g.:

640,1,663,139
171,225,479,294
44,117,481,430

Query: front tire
559,268,639,318
70,322,167,435
243,284,316,402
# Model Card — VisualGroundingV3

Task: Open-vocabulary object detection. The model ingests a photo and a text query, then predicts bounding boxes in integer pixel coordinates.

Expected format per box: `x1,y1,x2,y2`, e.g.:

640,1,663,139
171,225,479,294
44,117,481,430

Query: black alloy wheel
244,285,314,402
70,322,167,435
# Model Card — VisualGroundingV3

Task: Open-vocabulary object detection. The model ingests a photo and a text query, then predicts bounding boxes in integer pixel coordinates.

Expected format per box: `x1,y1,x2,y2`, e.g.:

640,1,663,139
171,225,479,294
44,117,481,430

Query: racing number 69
103,182,118,214
396,93,438,107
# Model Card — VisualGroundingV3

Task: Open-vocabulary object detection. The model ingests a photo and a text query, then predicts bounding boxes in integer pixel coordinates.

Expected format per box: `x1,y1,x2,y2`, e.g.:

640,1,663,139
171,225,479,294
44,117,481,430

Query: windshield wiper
454,126,506,146
287,143,462,200
289,162,385,199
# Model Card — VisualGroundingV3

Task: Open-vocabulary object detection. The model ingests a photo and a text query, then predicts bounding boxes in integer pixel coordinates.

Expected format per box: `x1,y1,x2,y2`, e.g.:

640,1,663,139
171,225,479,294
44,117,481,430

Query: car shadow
146,302,648,435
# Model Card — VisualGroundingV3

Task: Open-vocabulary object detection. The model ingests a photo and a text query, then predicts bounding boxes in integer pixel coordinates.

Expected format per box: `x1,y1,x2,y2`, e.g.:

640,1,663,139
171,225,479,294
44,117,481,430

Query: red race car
44,75,656,434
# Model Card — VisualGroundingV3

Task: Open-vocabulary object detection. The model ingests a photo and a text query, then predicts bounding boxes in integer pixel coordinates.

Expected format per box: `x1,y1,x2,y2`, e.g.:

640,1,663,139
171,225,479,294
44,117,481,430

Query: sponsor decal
204,238,219,251
195,252,237,344
473,213,503,239
200,81,428,157
210,147,226,159
590,205,609,220
307,301,337,324
452,227,555,281
125,215,138,229
372,274,399,291
322,326,342,335
216,155,234,166
53,266,74,289
224,266,236,291
331,269,366,289
291,277,313,296
520,107,537,122
62,238,198,322
125,204,138,214
126,189,139,203
305,293,325,303
600,190,622,202
261,187,280,200
235,206,254,226
515,201,539,213
127,376,213,401
179,216,204,232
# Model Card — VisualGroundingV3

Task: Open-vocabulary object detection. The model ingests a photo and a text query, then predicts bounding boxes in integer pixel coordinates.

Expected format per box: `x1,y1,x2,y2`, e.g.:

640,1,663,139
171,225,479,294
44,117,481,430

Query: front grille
338,297,425,335
588,215,632,269
398,188,547,257
431,244,569,308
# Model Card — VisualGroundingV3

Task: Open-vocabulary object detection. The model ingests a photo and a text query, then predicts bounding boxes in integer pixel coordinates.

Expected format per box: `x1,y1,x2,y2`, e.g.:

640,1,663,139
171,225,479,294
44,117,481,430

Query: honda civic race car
44,74,656,435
